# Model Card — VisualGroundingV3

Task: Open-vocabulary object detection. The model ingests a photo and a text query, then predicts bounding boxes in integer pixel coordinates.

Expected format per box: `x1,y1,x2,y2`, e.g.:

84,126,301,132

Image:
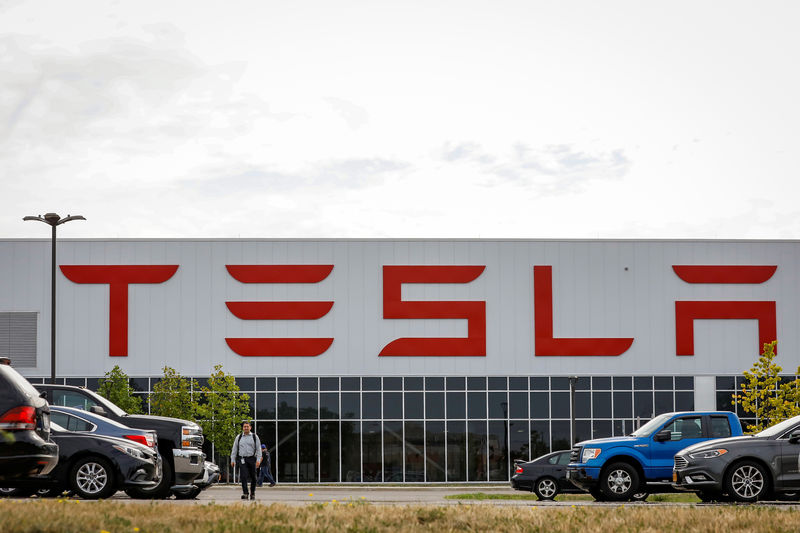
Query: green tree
733,341,800,432
150,366,198,421
97,365,143,414
194,364,251,463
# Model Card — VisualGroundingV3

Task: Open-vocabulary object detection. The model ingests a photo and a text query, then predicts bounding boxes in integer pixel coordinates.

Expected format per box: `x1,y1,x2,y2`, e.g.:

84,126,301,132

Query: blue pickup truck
566,411,743,501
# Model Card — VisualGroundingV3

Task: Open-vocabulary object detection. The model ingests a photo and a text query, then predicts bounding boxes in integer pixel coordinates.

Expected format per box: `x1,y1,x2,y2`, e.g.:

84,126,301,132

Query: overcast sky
1,1,799,240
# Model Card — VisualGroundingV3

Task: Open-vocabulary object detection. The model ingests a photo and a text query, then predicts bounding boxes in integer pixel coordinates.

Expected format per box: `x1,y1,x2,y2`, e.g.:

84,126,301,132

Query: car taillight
515,465,523,474
125,434,155,448
0,406,36,430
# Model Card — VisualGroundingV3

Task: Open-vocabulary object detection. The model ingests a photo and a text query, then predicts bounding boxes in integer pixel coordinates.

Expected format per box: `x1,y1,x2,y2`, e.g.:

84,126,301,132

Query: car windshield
629,413,673,437
755,415,800,438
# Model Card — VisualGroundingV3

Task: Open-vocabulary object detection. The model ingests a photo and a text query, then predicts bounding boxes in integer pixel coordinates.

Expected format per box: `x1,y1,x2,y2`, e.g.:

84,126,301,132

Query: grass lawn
1,498,799,532
446,492,702,503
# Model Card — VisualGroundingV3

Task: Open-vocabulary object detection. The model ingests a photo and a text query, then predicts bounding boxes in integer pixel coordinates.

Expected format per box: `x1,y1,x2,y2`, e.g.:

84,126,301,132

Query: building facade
1,238,796,482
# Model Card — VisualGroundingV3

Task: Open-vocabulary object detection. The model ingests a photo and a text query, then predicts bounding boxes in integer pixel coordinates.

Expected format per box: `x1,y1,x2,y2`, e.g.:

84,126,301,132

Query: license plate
672,472,677,482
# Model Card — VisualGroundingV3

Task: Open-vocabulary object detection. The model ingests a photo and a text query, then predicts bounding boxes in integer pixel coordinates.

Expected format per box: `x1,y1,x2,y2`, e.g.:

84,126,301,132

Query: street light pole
23,213,85,384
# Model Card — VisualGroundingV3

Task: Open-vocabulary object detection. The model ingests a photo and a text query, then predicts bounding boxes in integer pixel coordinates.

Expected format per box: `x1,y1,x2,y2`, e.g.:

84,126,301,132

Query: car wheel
630,492,648,502
600,462,640,501
725,461,769,503
125,457,172,500
534,477,559,501
69,457,116,500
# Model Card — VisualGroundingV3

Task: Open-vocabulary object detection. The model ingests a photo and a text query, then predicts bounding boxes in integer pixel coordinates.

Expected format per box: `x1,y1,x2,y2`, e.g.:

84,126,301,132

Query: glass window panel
467,377,486,390
575,377,591,390
383,377,402,391
467,420,487,481
675,391,694,411
509,420,529,467
129,378,148,392
613,376,632,390
341,377,360,391
716,376,735,390
298,377,317,391
426,421,446,482
404,392,424,419
592,420,612,439
530,377,549,390
341,392,360,419
235,377,254,391
256,393,276,420
613,391,632,418
404,421,425,482
592,376,611,390
362,392,382,419
488,377,507,390
710,416,732,438
255,421,276,483
663,416,702,440
383,421,404,482
592,391,612,418
277,421,297,483
319,421,339,482
654,376,673,390
446,377,466,390
362,421,382,482
467,392,487,419
362,377,381,391
509,377,528,390
86,378,100,391
319,393,338,419
256,377,275,391
530,421,550,459
278,393,297,419
446,420,466,482
551,392,570,419
508,392,528,419
530,392,549,419
675,376,694,390
551,420,571,450
634,391,653,420
320,377,338,391
65,377,85,387
298,422,318,482
634,376,653,390
716,391,734,412
425,377,444,391
341,421,361,482
575,420,591,445
488,420,508,481
488,391,508,419
278,377,296,391
575,392,591,418
426,392,445,419
613,419,634,436
654,391,674,415
551,377,569,390
298,393,318,420
404,377,423,391
446,391,466,419
383,392,403,419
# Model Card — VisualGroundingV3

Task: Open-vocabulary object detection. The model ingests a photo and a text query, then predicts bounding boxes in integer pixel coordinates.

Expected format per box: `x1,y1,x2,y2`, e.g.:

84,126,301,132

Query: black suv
0,359,58,481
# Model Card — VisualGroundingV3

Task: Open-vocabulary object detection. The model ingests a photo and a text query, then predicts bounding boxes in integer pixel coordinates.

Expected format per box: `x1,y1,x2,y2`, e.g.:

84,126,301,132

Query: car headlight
113,444,147,460
582,448,602,462
688,449,728,459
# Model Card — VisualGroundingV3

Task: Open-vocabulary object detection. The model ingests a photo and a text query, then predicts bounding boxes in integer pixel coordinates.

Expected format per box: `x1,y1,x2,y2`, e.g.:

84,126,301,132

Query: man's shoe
249,494,255,500
269,483,275,487
241,494,248,500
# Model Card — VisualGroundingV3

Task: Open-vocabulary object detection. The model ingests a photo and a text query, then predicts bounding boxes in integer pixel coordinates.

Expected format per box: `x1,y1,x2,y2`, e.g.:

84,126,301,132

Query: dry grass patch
0,499,799,532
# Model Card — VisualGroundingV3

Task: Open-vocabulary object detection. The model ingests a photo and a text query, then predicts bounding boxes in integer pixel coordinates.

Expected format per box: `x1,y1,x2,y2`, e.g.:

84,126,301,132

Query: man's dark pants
240,456,257,496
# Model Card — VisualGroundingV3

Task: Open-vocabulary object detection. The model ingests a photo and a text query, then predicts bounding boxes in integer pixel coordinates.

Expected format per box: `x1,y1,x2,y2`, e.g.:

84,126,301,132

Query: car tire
125,457,173,500
725,461,770,503
533,477,559,501
69,457,117,500
599,462,640,501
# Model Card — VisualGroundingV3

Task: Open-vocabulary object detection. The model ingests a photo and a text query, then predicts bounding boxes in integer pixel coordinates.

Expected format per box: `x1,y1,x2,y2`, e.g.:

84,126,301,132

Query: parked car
50,406,157,450
35,384,208,499
511,450,584,500
5,420,161,499
567,411,744,501
0,359,58,482
673,414,800,502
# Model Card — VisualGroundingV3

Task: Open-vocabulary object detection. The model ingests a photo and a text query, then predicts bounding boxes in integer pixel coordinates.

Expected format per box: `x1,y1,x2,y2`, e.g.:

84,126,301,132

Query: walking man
257,443,276,487
230,421,261,500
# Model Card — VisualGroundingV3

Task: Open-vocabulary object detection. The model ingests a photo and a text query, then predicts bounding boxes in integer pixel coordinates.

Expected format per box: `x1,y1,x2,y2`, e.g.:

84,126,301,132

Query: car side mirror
654,429,671,442
89,405,107,417
789,430,800,444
